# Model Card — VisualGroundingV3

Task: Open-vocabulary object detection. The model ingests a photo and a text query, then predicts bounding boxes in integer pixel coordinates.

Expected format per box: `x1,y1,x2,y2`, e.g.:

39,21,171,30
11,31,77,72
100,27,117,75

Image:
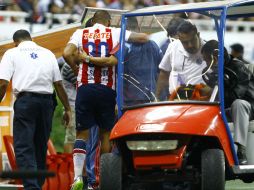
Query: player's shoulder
72,28,84,36
107,26,120,32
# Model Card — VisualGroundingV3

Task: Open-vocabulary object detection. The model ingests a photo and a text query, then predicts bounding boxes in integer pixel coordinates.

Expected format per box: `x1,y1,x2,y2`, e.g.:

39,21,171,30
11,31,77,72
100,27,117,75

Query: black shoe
237,145,248,165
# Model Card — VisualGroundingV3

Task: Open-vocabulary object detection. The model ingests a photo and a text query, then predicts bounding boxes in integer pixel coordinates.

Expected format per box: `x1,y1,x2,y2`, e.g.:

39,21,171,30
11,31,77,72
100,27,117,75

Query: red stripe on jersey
94,66,101,84
81,64,89,85
106,28,113,54
94,28,102,84
94,28,100,56
106,28,114,88
107,67,113,88
81,29,89,84
82,29,89,54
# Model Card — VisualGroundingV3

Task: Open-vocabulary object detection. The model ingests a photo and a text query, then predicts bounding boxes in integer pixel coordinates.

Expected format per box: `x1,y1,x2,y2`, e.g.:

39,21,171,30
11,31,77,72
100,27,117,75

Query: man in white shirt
0,29,71,190
156,20,206,100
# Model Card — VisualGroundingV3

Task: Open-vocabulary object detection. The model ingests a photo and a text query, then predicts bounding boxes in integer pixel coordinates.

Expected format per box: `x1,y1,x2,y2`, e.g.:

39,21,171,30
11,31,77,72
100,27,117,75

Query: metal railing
0,10,80,27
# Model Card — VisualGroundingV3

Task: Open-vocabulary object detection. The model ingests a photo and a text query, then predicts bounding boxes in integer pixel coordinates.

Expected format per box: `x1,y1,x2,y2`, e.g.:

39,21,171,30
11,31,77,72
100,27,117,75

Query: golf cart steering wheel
169,84,209,101
224,67,238,89
202,68,218,87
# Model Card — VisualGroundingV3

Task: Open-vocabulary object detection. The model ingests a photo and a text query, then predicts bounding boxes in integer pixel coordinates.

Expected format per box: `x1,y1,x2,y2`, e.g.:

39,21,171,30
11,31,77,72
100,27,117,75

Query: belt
17,92,53,99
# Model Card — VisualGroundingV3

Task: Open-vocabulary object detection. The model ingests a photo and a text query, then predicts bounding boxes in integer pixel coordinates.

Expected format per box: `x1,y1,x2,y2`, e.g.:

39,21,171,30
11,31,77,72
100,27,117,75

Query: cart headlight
126,140,178,151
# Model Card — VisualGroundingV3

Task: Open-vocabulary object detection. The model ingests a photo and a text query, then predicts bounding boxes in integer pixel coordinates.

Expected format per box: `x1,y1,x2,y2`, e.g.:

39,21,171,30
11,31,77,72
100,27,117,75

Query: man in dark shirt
201,40,254,165
230,43,251,65
123,17,163,106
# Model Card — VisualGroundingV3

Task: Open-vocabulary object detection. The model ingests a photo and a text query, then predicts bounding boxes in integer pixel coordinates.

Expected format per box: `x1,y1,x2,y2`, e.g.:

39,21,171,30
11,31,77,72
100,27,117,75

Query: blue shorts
75,84,116,131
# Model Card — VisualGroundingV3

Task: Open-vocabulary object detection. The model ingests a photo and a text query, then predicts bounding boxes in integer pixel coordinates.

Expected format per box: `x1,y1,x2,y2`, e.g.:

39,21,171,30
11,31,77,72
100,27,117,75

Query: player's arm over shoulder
128,32,149,43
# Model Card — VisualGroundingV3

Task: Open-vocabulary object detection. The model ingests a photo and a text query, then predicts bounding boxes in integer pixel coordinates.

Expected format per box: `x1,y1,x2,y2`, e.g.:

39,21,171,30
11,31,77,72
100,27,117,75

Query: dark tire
241,175,254,183
100,153,122,190
190,182,201,190
201,149,225,190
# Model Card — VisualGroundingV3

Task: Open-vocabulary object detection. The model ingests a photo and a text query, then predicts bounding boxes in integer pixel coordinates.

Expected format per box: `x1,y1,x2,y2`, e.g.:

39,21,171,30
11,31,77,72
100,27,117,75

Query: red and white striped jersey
68,23,131,90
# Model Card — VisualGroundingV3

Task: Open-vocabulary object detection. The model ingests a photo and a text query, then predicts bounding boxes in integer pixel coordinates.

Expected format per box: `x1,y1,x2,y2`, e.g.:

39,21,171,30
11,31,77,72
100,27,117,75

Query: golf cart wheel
201,149,225,190
241,175,254,183
100,153,122,190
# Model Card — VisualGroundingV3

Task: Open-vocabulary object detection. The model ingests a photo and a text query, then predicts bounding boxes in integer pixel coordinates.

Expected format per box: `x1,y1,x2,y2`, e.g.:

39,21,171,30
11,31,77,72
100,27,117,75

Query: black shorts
75,84,116,131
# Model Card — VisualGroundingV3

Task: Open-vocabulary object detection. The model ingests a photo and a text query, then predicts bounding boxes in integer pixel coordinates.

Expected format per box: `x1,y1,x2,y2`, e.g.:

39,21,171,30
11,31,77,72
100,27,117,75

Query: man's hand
53,81,72,126
78,49,88,63
63,43,80,76
155,70,170,101
0,79,9,102
200,85,213,97
63,109,72,127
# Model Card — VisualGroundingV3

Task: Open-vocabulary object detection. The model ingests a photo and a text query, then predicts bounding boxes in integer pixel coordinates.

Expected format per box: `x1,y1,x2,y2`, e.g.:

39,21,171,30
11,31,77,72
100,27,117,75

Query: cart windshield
121,11,221,107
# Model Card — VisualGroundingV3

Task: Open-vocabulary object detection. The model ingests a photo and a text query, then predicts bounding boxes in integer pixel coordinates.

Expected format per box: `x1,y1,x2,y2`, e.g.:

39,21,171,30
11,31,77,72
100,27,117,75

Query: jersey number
84,42,109,57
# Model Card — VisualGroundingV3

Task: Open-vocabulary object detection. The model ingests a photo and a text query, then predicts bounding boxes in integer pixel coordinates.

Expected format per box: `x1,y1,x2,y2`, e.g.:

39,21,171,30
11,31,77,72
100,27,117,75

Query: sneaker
70,176,83,190
237,145,248,165
87,184,99,190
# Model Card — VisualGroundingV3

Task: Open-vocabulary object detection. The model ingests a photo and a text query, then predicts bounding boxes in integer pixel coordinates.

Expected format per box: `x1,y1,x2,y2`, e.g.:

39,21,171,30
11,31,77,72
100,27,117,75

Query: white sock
73,152,86,180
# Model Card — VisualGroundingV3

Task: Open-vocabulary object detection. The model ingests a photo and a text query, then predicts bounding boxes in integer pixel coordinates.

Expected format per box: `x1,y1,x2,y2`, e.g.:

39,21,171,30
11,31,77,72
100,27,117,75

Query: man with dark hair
156,20,206,100
0,29,71,190
161,17,185,54
63,10,148,190
201,40,254,165
12,29,32,42
92,10,111,23
60,17,96,154
230,43,250,64
230,43,253,73
60,17,118,189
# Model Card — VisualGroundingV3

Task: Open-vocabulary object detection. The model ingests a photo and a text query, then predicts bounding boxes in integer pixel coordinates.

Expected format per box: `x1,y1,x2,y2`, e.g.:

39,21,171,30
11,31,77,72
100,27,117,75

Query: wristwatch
85,55,90,63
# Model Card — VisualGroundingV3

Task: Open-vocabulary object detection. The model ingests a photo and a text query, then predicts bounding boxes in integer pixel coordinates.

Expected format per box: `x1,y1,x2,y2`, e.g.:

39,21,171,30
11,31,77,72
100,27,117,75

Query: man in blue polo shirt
123,17,163,106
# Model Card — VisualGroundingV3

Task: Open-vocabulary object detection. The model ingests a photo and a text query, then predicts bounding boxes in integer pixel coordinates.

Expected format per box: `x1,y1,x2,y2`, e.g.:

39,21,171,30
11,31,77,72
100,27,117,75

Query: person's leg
34,98,54,187
13,96,40,190
82,85,116,189
64,108,76,153
232,99,252,147
86,126,100,188
231,99,252,164
73,130,89,179
71,85,96,190
99,129,111,154
84,85,116,189
96,86,116,154
62,80,77,153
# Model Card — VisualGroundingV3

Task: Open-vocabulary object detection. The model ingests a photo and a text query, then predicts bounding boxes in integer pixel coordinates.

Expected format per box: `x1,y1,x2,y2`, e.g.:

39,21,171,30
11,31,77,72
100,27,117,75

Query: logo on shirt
30,52,38,59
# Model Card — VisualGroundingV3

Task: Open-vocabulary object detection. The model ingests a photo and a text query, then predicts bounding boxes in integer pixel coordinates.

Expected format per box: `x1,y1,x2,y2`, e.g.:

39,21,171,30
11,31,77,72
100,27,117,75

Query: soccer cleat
87,184,99,190
70,176,83,190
